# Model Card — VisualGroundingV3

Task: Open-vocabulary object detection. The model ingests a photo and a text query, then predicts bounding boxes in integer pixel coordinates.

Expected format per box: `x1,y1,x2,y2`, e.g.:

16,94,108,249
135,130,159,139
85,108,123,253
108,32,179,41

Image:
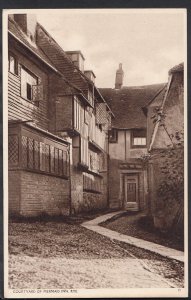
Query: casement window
84,107,91,125
20,136,69,177
95,103,107,125
131,129,147,147
8,132,69,178
89,150,99,173
83,172,102,193
21,67,43,104
99,152,107,172
8,53,18,75
80,137,89,167
73,96,84,132
87,89,94,106
109,129,118,143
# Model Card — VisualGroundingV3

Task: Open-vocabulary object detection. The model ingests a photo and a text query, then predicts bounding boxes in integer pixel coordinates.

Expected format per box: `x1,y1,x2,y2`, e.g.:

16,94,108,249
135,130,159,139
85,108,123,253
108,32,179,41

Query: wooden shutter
32,84,43,101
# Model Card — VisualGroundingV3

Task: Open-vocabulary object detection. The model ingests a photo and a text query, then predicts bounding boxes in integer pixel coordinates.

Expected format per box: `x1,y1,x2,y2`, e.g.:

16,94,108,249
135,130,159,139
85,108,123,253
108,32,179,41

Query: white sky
36,9,186,88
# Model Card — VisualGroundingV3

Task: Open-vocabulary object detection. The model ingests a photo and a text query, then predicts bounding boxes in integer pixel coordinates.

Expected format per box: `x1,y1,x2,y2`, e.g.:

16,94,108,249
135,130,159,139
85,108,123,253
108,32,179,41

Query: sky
36,9,186,88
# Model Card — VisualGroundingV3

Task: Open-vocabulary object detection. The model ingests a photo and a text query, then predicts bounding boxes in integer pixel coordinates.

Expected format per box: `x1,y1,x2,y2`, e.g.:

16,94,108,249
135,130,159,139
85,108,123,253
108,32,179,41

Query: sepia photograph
3,8,187,298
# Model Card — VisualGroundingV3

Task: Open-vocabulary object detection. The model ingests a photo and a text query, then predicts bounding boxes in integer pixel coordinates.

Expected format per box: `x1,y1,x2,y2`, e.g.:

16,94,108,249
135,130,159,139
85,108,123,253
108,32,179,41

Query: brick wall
82,191,107,212
9,170,70,217
9,170,21,215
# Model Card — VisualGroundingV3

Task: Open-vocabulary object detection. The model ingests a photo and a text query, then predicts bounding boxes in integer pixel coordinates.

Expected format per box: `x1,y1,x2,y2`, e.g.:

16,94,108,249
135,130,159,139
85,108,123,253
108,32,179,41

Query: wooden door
124,174,139,210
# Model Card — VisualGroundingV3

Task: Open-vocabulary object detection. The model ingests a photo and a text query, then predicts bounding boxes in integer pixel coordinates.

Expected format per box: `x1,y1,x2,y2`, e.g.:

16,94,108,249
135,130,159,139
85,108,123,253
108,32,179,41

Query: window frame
8,124,70,179
8,52,18,75
131,129,147,148
20,65,40,105
109,128,118,143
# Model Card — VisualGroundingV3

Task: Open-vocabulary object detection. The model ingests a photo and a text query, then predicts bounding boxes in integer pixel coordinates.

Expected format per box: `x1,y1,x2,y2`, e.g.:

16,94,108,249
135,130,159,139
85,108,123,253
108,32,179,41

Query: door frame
124,174,139,209
120,170,142,211
119,168,147,211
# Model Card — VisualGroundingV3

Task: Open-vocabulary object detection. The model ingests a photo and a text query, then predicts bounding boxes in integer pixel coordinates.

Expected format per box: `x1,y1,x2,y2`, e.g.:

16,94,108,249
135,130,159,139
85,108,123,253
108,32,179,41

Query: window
83,172,102,193
87,89,94,106
89,150,99,173
19,135,69,178
8,54,18,75
21,67,43,103
95,103,107,125
73,96,84,132
109,129,118,143
131,129,147,147
80,137,89,167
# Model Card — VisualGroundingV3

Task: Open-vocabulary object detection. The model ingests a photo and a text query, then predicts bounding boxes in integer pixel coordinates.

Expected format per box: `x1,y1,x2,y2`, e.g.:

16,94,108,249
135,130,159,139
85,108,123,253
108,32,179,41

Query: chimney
84,70,96,84
13,14,37,42
115,63,124,89
66,51,85,72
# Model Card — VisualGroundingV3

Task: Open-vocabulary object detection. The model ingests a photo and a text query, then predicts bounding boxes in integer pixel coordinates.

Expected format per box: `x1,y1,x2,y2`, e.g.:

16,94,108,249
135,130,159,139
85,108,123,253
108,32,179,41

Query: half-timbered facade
100,65,166,212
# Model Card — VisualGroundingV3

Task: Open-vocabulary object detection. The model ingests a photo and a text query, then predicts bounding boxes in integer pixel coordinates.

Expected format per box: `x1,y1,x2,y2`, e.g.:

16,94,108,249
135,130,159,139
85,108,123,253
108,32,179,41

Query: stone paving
82,211,184,262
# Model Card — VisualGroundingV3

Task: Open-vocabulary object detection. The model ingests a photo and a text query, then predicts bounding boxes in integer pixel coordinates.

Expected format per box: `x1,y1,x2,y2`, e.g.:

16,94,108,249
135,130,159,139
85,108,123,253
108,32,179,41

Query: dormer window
131,129,147,147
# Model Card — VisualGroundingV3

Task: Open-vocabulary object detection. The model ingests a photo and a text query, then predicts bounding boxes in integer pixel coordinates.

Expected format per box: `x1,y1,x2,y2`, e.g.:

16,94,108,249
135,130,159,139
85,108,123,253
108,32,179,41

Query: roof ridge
37,22,93,86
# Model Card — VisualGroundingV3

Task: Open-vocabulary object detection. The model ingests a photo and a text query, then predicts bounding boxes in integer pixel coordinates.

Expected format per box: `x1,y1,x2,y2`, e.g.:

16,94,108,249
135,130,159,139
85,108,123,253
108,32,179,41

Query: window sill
20,96,40,108
78,162,89,171
89,139,104,152
86,169,103,178
83,189,102,194
8,166,69,180
131,145,147,149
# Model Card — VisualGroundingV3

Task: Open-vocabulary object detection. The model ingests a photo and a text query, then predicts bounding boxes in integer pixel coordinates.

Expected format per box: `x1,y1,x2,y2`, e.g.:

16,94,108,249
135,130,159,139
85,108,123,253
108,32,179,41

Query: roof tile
99,84,166,129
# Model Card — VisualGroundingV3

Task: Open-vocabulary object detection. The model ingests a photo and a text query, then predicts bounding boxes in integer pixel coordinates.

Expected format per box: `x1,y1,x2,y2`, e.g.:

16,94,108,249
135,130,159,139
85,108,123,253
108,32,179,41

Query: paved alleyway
82,211,184,262
9,219,184,289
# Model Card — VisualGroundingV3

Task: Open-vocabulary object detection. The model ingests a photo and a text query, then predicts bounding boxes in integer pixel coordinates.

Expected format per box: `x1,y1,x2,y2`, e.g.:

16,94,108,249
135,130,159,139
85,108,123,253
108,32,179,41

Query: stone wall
149,148,184,231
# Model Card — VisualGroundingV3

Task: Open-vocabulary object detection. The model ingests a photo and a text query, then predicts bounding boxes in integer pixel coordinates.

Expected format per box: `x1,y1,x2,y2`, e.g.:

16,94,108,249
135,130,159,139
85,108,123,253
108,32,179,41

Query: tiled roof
36,23,90,92
99,84,166,129
143,84,167,111
169,62,184,74
36,23,113,112
8,17,58,72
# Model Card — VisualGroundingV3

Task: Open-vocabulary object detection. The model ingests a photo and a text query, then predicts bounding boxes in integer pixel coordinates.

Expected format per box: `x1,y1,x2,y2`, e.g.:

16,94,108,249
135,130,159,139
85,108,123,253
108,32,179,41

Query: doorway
124,174,139,210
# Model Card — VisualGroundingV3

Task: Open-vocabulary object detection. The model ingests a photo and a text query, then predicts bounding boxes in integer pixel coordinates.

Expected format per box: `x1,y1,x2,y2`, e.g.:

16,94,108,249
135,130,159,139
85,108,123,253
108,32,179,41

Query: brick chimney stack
14,14,37,42
115,63,124,89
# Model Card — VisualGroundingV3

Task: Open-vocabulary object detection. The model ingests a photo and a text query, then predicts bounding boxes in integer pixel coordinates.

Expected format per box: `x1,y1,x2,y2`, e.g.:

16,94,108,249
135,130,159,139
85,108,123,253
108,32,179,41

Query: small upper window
133,137,146,146
132,129,147,147
9,54,18,75
88,89,94,106
109,129,118,143
21,67,38,101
